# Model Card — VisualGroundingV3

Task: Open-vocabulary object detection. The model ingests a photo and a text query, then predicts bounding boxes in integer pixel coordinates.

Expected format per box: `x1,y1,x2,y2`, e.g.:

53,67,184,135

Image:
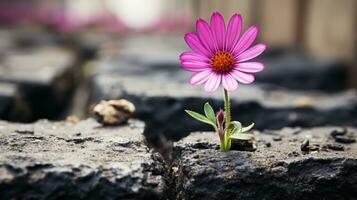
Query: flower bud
216,110,224,125
216,110,225,141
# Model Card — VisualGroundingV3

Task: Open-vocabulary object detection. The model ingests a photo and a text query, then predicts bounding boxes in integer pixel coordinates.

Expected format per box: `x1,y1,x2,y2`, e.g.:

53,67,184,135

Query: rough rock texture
0,118,164,200
172,127,357,200
89,58,357,148
0,46,76,122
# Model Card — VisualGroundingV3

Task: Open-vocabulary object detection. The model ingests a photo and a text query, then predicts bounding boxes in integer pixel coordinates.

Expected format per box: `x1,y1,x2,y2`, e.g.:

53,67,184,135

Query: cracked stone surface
0,118,164,200
0,46,76,122
89,57,357,148
172,127,357,200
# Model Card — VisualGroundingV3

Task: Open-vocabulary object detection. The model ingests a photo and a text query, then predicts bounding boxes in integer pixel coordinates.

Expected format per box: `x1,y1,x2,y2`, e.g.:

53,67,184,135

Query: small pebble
330,128,347,138
300,139,309,151
288,151,300,157
226,175,234,180
66,115,78,124
301,139,320,152
322,144,344,151
92,99,135,126
265,142,271,147
335,136,356,144
273,136,282,141
309,144,320,151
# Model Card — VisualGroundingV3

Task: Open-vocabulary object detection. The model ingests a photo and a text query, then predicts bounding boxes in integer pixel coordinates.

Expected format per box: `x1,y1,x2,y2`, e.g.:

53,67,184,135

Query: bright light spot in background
66,0,103,21
104,0,163,29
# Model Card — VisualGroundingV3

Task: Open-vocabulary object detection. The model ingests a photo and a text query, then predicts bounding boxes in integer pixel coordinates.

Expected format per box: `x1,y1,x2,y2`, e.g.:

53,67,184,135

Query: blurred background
0,0,356,145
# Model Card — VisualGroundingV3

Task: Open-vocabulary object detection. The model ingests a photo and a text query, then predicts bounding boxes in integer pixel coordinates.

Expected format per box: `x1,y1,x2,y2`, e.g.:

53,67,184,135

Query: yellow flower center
210,51,235,73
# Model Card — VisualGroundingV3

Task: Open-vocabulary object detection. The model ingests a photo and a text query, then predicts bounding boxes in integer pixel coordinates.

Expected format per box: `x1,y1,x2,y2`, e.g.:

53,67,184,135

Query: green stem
223,89,231,151
220,139,225,151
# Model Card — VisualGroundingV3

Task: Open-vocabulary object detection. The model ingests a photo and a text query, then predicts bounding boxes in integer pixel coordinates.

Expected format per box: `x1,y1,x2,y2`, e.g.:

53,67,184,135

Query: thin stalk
220,139,225,151
223,89,231,151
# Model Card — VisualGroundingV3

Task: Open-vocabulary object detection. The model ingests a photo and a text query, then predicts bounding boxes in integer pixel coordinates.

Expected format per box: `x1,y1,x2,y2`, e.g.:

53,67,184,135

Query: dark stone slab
0,118,164,199
89,58,357,148
0,46,76,122
255,48,348,91
0,83,17,120
0,27,65,50
97,37,349,92
171,127,357,200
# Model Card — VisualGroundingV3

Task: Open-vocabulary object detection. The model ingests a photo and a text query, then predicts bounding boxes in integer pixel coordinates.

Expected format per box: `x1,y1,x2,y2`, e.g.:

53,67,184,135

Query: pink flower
180,12,266,92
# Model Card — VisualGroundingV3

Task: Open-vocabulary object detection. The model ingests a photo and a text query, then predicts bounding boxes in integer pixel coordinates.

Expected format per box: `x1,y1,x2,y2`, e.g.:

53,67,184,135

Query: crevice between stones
120,93,357,150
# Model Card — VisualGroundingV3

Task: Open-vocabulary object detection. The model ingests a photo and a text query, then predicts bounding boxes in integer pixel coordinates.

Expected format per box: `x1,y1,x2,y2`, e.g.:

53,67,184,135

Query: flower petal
222,73,238,91
184,33,211,57
231,25,258,55
181,61,211,72
234,62,264,73
204,73,221,92
236,43,266,62
225,14,242,51
189,70,213,85
230,70,255,84
196,19,216,52
210,12,226,51
179,52,210,63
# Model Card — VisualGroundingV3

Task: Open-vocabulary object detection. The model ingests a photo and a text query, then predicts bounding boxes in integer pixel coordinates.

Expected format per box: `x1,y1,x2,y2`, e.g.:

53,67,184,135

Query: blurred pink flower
180,12,266,92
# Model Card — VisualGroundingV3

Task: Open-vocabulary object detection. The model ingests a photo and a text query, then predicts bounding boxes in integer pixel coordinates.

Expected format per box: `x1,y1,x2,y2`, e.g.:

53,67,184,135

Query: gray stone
97,37,349,91
89,58,357,148
255,49,348,91
0,27,63,51
0,46,76,122
0,118,164,199
171,127,357,200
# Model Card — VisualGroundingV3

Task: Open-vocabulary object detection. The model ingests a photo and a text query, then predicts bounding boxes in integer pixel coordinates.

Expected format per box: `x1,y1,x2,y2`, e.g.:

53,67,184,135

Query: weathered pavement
1,119,356,200
172,127,357,200
0,31,356,200
0,119,164,200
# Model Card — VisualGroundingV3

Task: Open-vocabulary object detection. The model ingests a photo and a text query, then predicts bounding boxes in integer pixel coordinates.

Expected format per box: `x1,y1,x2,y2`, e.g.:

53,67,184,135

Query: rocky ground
0,118,164,199
89,55,357,148
0,119,356,199
0,27,357,199
171,127,357,200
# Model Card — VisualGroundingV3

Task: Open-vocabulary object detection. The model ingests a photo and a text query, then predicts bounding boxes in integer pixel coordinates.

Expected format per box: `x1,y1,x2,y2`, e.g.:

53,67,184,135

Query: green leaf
204,102,216,125
242,123,255,133
185,110,216,127
230,133,254,140
229,121,242,133
231,127,241,135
